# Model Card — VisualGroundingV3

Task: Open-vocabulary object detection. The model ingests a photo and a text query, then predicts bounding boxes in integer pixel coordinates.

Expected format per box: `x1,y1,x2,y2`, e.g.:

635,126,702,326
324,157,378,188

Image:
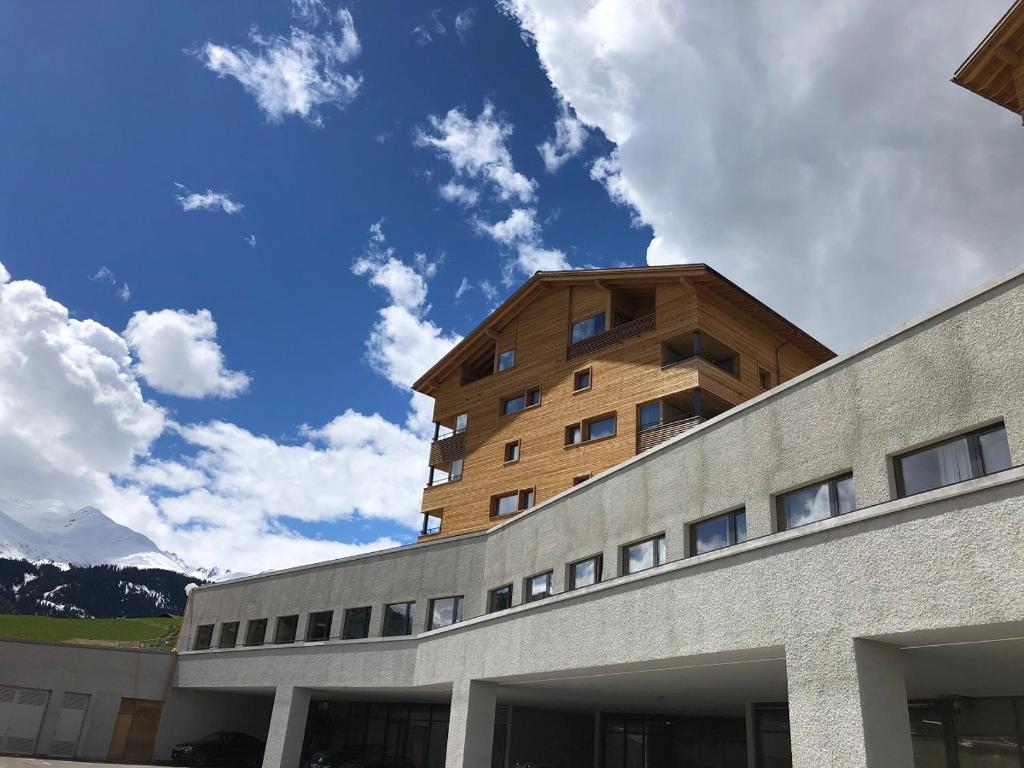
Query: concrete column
262,686,311,768
786,635,913,768
445,679,497,768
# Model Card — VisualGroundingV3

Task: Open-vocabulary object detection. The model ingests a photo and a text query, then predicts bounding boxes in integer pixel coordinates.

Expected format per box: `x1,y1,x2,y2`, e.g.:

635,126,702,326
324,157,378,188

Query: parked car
171,732,266,767
304,750,364,768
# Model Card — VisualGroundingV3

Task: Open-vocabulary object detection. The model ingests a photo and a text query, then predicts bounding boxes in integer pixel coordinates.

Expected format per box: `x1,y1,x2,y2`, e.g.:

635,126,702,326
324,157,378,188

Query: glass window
504,441,520,462
691,509,747,555
571,312,606,343
527,387,541,406
566,424,582,445
526,571,553,602
217,621,239,648
493,492,519,516
501,395,525,415
624,535,667,574
450,458,464,479
382,602,415,637
638,402,661,429
759,369,772,390
497,349,515,371
574,369,591,391
570,556,602,589
306,610,333,641
955,697,1019,768
274,614,299,644
586,414,616,440
896,423,1012,497
572,474,591,486
194,624,214,650
428,596,464,630
777,473,856,530
244,618,267,646
454,412,468,432
489,584,513,612
521,489,535,508
908,702,950,768
342,607,371,639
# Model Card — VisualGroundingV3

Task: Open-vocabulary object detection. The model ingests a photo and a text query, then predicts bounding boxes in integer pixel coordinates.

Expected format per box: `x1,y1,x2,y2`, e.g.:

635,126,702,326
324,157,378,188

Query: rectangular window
489,584,513,612
572,473,591,486
382,602,415,637
493,492,519,516
342,607,371,639
895,423,1012,498
428,596,464,630
274,614,299,644
570,555,602,589
777,473,856,530
520,488,535,509
759,368,772,390
638,402,661,429
527,387,541,406
497,348,515,371
573,368,592,392
244,618,267,647
586,414,617,441
623,535,667,575
691,508,747,555
193,624,214,650
454,412,468,432
500,387,540,415
504,440,520,463
571,312,606,343
525,571,553,602
217,621,239,648
305,610,333,642
450,458,464,479
565,424,582,445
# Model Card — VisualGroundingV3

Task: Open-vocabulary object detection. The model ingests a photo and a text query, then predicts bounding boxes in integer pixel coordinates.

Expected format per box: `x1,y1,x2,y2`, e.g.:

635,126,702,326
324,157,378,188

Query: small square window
623,535,667,575
306,610,333,642
570,556,602,589
194,624,214,650
342,607,371,639
638,402,661,430
527,387,541,406
428,596,464,630
244,618,267,647
565,424,582,445
501,394,526,415
218,621,239,648
759,368,772,390
493,492,519,516
572,474,591,486
497,349,515,371
585,414,617,441
382,602,415,637
454,413,468,432
489,584,513,612
274,615,299,644
519,488,535,509
504,440,520,463
525,571,553,602
573,368,592,392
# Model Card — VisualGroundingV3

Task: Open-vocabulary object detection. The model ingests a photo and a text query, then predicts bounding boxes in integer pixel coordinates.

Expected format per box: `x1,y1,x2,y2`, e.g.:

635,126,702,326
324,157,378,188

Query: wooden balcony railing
636,415,706,453
567,313,656,361
429,430,466,467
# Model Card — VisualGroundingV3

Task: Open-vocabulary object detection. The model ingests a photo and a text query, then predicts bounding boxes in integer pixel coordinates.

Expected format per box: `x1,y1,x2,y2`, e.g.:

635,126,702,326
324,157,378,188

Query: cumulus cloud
175,188,244,214
124,309,250,399
439,181,479,206
198,0,361,125
501,0,1024,351
538,98,588,172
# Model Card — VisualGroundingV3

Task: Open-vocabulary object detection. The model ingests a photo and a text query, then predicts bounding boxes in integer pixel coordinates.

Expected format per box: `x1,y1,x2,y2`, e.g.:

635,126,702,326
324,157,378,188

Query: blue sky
0,0,1021,573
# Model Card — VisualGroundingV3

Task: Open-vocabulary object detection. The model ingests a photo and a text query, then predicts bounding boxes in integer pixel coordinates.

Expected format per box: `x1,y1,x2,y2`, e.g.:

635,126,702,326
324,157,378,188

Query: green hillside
0,614,181,650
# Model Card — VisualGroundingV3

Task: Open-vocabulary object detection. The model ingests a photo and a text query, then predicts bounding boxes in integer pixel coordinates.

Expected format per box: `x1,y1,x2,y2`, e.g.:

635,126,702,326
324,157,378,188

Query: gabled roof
412,264,835,396
952,0,1024,120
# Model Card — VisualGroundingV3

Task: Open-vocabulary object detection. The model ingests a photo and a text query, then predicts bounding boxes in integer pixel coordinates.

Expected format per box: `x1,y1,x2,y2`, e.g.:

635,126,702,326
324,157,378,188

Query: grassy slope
0,614,181,650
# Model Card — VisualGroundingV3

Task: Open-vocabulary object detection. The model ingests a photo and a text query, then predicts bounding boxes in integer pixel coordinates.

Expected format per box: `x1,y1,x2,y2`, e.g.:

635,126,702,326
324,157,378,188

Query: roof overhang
412,264,835,396
953,0,1024,121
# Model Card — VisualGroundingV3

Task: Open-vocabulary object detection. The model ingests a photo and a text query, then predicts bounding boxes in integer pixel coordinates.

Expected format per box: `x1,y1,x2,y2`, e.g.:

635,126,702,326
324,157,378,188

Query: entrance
600,713,747,768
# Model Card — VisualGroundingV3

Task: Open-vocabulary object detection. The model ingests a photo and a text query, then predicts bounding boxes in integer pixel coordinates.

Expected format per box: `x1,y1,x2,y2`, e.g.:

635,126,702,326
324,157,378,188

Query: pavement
0,759,154,768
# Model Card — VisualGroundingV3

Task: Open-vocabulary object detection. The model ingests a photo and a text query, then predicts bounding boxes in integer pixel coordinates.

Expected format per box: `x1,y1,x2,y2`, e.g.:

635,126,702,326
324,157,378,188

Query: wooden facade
413,266,833,540
953,0,1024,122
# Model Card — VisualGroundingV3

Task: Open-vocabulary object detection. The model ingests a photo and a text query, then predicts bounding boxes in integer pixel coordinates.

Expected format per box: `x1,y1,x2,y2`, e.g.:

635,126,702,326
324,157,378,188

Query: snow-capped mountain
0,497,188,572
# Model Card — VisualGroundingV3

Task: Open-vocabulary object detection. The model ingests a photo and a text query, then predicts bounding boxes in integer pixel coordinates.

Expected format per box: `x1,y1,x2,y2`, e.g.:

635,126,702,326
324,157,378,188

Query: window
504,440,520,463
497,348,516,371
342,607,371,639
572,473,591,486
895,423,1012,498
638,402,661,429
491,488,534,517
217,621,239,648
500,387,541,415
306,610,333,642
565,424,582,445
243,618,267,646
194,624,214,650
428,596,464,630
759,368,772,390
571,312,606,343
566,413,618,446
573,368,592,392
455,412,468,432
274,614,299,644
450,458,464,479
520,488,535,509
421,508,443,536
382,602,415,637
525,571,553,602
489,584,513,612
691,509,747,555
623,535,667,575
570,555,602,589
777,473,856,530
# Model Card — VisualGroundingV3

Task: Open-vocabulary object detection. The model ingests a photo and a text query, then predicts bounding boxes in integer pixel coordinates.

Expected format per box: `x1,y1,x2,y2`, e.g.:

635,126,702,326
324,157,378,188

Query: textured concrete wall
0,640,173,759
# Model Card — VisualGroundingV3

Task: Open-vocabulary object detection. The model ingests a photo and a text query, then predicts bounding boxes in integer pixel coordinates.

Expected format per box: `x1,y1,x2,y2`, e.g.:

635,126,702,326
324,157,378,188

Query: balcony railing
425,472,462,488
429,430,466,468
636,415,706,453
567,313,656,361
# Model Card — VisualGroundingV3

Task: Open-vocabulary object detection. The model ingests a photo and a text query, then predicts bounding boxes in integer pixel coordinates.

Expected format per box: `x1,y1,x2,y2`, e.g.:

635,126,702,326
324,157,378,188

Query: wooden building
412,265,834,539
953,0,1024,122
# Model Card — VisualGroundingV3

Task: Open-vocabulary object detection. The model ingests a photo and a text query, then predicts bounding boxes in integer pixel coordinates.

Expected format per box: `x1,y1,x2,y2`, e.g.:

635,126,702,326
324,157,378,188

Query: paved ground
0,759,153,768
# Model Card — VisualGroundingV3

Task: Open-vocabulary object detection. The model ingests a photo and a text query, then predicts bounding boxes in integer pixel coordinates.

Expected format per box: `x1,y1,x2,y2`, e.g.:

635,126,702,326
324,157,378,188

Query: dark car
304,750,364,768
171,732,266,767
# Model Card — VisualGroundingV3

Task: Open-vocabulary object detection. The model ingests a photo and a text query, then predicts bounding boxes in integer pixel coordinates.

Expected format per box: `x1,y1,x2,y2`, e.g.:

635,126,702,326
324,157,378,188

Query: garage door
49,692,91,757
0,685,50,755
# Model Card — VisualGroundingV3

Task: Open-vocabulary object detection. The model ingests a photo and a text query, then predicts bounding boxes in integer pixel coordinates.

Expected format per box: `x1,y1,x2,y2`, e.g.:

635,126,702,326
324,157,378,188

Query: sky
0,0,1020,574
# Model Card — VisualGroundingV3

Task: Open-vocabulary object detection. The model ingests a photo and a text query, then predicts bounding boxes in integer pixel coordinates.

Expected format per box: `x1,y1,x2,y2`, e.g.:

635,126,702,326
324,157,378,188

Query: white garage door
49,692,91,757
0,685,50,754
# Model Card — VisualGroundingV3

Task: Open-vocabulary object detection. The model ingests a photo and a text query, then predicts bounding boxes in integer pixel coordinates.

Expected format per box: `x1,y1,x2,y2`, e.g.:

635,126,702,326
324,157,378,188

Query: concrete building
159,265,1024,768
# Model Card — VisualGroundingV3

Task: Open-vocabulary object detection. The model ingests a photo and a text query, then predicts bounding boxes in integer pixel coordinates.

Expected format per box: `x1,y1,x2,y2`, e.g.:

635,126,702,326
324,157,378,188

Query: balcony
566,312,656,361
636,388,732,454
429,430,466,468
427,420,466,488
637,415,706,453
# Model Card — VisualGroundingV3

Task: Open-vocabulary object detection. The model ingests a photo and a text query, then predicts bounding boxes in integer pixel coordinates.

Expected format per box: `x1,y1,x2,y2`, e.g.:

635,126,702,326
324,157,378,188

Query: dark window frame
500,386,542,416
194,624,214,650
573,367,592,393
565,411,618,446
524,570,554,602
217,621,239,649
381,601,416,637
427,595,465,630
572,473,592,486
758,368,772,390
569,554,603,590
488,584,513,612
621,534,667,575
496,348,516,372
490,487,535,517
503,439,521,464
689,508,747,556
894,422,1011,498
341,606,372,639
243,618,268,647
775,473,855,531
570,312,607,344
273,614,299,644
305,610,334,642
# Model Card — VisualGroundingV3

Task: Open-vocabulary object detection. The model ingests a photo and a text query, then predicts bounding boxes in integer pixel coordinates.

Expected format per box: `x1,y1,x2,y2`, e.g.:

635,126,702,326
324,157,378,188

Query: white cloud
501,0,1024,351
455,276,472,299
538,98,588,172
479,279,498,302
416,101,536,203
439,181,480,206
90,266,132,302
175,188,244,214
118,283,131,302
199,0,361,125
245,234,257,248
455,8,476,41
123,309,250,399
516,243,571,272
474,207,538,245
